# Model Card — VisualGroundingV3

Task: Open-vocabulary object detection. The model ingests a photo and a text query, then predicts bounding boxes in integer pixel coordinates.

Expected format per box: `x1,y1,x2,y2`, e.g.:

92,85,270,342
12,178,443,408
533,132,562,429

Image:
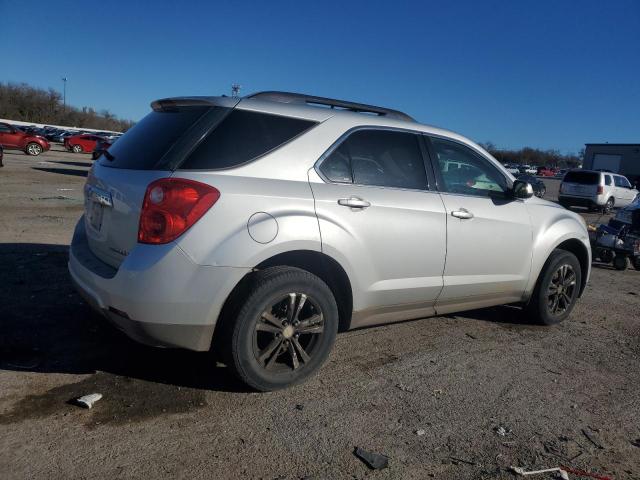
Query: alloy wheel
27,143,42,155
253,292,325,372
547,264,576,315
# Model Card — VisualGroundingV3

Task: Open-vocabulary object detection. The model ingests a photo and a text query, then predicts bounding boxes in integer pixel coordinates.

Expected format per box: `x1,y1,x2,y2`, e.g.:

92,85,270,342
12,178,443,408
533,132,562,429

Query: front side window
430,137,508,196
319,129,427,190
614,176,625,187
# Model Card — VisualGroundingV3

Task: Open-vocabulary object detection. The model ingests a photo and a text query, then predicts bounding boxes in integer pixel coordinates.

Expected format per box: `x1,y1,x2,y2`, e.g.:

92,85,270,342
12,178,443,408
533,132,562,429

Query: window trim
314,125,436,192
424,134,513,199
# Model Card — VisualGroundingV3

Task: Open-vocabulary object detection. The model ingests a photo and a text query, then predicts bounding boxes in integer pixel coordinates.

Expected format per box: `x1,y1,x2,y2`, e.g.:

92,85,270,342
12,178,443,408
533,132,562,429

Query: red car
0,122,51,156
64,134,105,153
536,166,557,177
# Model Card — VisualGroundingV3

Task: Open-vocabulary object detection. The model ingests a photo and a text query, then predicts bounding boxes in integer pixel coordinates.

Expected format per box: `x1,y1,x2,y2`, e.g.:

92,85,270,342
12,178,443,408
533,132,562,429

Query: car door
615,175,637,206
309,128,447,327
0,123,21,148
426,136,533,314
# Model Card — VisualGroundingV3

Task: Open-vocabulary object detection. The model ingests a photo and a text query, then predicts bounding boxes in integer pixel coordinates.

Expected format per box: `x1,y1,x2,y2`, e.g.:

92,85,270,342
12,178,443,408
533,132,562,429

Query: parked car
0,122,51,155
69,91,591,391
518,164,537,175
559,170,639,213
64,134,105,153
503,163,520,175
91,137,116,160
516,174,546,198
536,166,557,177
555,168,568,178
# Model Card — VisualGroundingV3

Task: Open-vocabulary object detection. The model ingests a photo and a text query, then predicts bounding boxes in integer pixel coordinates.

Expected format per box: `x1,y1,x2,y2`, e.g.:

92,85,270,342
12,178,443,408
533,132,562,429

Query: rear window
563,171,599,184
99,106,209,169
179,109,316,170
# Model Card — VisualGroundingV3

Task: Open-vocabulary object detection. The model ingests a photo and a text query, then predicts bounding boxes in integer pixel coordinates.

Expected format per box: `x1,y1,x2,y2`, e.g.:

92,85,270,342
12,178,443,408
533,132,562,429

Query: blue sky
2,0,639,153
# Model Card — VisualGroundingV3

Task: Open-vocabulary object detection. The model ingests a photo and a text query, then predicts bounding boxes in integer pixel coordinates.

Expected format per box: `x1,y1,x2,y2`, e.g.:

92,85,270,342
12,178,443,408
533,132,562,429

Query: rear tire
598,249,614,264
25,142,42,156
525,249,582,325
632,256,640,271
613,255,628,271
603,197,614,214
223,267,338,391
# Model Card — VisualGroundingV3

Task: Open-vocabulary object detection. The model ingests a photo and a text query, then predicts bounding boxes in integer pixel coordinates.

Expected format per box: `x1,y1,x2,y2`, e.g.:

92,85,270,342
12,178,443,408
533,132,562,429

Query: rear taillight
597,185,604,195
138,178,220,244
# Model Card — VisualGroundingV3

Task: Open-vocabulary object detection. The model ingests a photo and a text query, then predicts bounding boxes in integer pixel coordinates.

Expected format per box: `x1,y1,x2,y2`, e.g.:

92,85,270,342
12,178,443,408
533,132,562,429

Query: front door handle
338,197,371,209
451,208,474,219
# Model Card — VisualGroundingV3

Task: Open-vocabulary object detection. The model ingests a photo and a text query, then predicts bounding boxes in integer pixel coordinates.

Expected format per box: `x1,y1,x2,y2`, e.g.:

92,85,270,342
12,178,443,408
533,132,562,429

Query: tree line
0,82,134,132
480,142,582,168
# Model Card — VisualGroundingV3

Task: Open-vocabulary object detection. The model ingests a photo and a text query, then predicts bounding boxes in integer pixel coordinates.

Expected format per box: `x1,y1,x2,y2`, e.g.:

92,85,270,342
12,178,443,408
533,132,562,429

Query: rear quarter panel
173,173,322,267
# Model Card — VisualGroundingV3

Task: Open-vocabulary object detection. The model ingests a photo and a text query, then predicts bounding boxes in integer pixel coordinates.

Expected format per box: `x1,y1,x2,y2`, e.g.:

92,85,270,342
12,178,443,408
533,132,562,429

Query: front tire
525,249,582,325
72,144,83,153
225,267,338,391
25,142,43,156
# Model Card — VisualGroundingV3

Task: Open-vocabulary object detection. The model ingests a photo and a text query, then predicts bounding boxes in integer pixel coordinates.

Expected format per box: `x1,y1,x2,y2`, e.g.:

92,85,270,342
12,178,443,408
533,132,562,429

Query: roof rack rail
247,91,415,122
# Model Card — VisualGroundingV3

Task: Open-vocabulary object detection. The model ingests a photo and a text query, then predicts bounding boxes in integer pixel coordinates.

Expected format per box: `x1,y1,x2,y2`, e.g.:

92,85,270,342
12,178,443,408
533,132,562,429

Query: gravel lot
1,147,639,479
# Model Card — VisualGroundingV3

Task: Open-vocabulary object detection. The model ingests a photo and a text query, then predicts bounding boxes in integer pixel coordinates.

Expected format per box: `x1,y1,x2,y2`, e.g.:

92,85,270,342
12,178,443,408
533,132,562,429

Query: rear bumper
68,218,250,351
558,195,602,208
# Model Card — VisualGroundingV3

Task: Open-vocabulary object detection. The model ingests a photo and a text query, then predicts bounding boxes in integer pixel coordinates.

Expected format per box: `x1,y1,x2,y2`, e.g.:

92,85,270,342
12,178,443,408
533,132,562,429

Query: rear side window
614,176,631,188
180,110,316,169
605,175,612,186
101,106,209,169
319,129,428,190
563,171,599,184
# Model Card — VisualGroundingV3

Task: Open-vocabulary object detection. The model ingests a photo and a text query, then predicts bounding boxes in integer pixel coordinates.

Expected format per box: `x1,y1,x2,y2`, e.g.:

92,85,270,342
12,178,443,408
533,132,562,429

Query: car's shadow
0,243,246,393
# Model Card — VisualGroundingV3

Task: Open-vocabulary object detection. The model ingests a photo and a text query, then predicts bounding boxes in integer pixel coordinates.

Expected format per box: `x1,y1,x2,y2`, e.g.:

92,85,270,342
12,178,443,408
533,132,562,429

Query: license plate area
88,201,104,231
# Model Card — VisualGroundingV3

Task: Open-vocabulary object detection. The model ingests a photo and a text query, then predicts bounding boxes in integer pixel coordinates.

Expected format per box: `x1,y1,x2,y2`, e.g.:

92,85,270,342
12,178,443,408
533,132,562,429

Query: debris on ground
395,383,413,393
581,428,604,449
415,429,426,436
495,426,512,436
449,456,476,466
353,447,389,470
560,465,612,480
631,438,640,448
433,389,443,396
295,404,304,411
510,466,569,479
74,393,103,409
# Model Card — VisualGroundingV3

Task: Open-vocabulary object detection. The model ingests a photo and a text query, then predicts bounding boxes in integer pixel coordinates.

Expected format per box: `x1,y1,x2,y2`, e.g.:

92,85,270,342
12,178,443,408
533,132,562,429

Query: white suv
69,92,591,391
559,170,638,213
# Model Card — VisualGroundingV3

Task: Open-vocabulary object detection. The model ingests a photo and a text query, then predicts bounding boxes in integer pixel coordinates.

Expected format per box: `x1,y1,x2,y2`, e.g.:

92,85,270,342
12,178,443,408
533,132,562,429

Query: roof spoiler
247,91,415,122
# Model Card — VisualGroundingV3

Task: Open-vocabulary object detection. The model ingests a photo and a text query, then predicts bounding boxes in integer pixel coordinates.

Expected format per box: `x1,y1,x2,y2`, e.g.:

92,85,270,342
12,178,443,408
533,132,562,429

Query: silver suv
69,92,591,391
559,169,639,213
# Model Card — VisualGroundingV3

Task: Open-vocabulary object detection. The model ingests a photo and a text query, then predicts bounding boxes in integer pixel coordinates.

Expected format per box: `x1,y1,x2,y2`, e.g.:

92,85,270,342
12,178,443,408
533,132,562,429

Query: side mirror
512,179,534,199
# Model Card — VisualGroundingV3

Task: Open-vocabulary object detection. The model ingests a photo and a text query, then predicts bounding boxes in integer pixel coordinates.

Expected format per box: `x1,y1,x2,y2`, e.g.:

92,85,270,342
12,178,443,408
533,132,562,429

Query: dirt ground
1,147,639,480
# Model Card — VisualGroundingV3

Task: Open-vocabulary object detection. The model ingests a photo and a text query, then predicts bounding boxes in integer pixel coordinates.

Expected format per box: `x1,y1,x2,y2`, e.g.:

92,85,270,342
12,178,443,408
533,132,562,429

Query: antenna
231,84,242,98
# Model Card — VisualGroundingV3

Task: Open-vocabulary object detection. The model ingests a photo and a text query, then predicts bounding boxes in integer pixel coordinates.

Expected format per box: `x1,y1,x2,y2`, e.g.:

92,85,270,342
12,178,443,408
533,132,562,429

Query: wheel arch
254,250,353,332
215,250,353,342
554,238,589,296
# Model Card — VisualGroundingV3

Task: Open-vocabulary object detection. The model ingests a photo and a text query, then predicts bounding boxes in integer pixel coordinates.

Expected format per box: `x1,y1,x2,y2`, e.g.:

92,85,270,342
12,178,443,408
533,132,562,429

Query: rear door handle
338,197,371,209
451,208,474,219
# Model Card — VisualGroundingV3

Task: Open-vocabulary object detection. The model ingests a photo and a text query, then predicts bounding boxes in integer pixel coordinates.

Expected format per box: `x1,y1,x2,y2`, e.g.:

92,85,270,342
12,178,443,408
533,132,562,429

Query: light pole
62,77,67,113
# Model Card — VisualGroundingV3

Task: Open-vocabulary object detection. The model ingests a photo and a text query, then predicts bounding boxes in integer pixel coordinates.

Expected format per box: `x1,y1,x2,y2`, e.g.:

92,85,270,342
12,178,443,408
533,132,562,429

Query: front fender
523,202,591,299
